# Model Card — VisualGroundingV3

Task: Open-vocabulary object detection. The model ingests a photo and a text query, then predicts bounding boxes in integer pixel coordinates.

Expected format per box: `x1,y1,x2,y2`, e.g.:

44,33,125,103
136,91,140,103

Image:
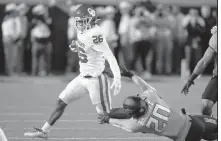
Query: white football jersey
76,25,109,77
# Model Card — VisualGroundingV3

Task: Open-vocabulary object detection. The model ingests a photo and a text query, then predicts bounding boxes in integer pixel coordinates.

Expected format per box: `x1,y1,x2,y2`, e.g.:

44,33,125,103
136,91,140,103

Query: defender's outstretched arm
120,65,156,92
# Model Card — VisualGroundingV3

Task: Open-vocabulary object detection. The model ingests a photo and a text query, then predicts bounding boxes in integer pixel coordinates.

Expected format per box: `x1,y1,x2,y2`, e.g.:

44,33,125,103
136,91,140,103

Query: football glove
98,113,110,124
181,80,194,95
120,65,134,78
111,77,121,96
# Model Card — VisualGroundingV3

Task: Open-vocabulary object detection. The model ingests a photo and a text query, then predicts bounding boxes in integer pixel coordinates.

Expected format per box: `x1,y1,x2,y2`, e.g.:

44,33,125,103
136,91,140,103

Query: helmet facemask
75,16,92,32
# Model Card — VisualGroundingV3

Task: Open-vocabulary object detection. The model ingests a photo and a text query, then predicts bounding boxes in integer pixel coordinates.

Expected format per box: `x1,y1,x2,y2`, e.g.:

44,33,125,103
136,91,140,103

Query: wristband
188,73,198,82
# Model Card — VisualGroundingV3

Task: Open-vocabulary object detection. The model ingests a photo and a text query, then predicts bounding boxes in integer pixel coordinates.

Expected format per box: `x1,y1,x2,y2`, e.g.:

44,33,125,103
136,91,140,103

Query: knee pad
201,100,214,116
56,99,67,110
201,106,212,116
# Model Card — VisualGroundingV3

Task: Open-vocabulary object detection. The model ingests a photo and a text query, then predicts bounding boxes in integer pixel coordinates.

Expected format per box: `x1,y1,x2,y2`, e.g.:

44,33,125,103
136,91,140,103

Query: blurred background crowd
0,0,217,79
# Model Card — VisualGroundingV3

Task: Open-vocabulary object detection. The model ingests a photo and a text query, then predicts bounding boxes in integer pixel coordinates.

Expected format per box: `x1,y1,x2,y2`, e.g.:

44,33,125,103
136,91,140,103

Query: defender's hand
98,113,110,124
181,81,194,95
119,65,134,78
111,78,121,96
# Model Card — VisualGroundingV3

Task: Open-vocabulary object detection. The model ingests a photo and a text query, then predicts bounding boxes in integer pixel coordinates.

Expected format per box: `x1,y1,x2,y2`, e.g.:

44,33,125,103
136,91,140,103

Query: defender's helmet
123,96,146,118
74,5,97,32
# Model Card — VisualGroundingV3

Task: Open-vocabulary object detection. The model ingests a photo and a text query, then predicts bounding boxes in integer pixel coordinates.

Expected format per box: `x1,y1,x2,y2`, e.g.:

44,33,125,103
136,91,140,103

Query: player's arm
187,33,217,83
109,118,135,132
190,47,215,78
92,36,120,79
120,66,156,92
92,35,121,95
181,32,217,94
132,75,157,92
98,111,135,132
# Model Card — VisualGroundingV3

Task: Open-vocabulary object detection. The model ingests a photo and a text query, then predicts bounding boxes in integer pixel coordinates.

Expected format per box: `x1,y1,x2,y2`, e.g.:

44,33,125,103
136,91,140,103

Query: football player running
99,66,217,141
181,26,217,116
24,5,121,139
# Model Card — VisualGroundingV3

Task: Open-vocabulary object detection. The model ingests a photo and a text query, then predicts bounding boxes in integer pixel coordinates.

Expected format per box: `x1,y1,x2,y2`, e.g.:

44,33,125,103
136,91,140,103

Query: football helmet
123,96,147,118
74,5,97,32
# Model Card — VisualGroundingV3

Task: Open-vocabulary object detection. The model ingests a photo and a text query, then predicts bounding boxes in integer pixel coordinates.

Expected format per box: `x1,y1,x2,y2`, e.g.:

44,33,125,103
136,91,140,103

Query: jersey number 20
146,104,170,133
92,35,103,44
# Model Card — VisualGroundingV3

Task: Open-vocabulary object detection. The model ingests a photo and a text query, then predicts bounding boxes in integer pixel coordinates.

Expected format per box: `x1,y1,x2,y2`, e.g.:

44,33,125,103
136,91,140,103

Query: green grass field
0,75,217,141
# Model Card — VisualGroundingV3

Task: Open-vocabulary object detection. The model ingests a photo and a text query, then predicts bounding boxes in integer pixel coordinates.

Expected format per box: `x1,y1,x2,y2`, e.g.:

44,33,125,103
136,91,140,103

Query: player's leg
0,128,8,141
44,99,67,128
201,76,218,116
88,74,112,115
191,115,218,141
24,75,88,138
185,115,205,141
45,75,88,130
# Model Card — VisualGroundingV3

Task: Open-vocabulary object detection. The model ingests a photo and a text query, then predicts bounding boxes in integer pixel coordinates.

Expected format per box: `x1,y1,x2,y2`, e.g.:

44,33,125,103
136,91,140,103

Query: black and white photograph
0,0,218,141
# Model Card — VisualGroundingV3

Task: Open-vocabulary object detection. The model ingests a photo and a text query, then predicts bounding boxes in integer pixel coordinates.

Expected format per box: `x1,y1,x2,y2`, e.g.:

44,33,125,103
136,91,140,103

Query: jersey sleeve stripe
98,75,106,112
104,74,111,111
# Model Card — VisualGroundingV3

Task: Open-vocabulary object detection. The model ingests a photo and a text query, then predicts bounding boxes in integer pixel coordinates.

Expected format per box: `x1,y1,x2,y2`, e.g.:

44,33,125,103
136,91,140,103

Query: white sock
41,122,51,133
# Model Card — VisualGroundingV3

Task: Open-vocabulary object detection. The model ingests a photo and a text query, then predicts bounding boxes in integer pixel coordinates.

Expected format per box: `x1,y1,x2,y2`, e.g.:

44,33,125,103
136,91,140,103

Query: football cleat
24,127,48,139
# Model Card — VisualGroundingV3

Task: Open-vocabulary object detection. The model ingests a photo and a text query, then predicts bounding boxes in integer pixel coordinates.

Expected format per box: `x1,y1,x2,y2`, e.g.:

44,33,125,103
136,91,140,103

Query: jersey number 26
92,35,103,44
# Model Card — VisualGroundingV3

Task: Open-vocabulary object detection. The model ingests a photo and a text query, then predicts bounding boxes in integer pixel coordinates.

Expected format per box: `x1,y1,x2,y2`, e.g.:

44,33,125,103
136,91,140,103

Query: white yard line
8,137,168,140
4,127,108,131
0,112,97,116
0,119,97,123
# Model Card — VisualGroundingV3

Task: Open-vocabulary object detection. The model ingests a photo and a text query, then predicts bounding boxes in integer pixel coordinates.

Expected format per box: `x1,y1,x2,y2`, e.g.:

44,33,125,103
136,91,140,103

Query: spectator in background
199,6,216,74
66,5,79,73
183,9,205,74
129,6,154,78
118,1,133,68
212,9,217,22
171,6,187,74
16,3,29,74
95,6,105,22
31,4,52,76
200,6,216,54
100,6,118,54
2,3,20,76
154,4,173,75
99,6,119,73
